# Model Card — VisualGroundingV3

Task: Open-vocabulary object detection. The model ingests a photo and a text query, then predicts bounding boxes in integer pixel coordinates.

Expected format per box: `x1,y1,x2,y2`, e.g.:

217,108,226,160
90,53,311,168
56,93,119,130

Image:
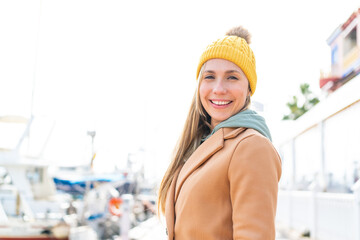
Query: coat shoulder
228,128,282,180
232,128,279,159
227,129,281,239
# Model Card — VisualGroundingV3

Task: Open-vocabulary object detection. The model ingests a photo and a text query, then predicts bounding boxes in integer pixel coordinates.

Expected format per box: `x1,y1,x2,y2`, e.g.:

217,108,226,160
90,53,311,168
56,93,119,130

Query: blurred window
331,44,338,65
26,167,43,184
343,27,357,57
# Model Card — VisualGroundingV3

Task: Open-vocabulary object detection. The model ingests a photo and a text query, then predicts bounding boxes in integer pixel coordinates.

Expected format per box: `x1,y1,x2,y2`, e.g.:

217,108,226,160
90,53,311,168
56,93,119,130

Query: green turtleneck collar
203,109,272,142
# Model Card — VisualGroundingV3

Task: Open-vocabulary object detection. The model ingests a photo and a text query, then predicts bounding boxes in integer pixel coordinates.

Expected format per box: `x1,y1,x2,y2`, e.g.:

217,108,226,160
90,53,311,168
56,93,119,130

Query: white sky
1,0,359,180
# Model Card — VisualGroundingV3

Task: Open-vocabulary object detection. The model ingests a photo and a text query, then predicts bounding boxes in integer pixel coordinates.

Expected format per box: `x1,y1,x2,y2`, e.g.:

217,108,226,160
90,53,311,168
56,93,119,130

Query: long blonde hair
157,71,210,214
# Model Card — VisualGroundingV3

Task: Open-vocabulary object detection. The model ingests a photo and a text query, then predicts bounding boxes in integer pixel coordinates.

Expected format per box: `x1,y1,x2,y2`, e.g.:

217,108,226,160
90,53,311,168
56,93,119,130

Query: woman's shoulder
221,127,279,160
228,128,282,179
228,128,280,160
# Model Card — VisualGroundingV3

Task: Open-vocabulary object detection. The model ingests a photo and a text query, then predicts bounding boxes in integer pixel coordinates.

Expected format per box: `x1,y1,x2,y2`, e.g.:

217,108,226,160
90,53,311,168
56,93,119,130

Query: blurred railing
276,180,360,240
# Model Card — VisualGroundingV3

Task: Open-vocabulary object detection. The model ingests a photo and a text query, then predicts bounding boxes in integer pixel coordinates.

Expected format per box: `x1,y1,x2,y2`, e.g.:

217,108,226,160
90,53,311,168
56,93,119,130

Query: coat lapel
165,127,248,239
223,127,247,140
174,129,225,202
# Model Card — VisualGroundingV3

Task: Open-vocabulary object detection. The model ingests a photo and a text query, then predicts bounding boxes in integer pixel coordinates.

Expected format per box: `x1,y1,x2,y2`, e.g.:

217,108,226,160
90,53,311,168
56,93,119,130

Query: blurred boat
0,116,97,239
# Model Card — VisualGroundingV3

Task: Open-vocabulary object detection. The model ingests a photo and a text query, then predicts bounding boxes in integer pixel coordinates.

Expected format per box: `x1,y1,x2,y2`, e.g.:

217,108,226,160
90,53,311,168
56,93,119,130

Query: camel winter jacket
165,127,282,240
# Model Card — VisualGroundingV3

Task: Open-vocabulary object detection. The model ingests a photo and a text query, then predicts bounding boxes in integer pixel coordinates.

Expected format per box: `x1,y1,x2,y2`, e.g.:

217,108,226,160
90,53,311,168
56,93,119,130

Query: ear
247,89,251,97
247,84,252,97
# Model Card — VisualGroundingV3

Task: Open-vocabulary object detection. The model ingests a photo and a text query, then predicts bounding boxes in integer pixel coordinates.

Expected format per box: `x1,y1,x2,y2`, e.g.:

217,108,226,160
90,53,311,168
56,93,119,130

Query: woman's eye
228,76,238,80
204,75,215,79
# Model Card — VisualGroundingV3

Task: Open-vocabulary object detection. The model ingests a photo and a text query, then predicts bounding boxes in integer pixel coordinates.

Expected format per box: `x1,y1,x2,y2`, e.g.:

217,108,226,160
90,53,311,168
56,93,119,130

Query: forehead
203,58,243,72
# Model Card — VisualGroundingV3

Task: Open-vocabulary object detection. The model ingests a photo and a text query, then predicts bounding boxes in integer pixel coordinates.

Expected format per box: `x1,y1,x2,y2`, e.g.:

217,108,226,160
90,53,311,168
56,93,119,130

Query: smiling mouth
210,100,232,106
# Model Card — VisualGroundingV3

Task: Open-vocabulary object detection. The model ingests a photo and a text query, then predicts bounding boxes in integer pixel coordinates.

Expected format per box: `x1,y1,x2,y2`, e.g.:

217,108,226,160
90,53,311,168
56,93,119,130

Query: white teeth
212,100,231,105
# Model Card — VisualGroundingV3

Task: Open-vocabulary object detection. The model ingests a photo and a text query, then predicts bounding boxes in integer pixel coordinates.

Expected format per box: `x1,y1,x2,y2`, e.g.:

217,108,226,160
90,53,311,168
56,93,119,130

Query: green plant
283,83,320,120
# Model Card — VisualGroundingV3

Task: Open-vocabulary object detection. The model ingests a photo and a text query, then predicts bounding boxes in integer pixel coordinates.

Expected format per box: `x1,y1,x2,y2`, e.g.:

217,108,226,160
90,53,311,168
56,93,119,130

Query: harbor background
1,0,358,178
1,1,360,239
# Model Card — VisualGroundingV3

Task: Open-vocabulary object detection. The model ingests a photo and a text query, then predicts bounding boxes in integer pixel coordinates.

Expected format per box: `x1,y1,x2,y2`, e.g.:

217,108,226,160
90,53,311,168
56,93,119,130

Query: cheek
199,84,207,102
235,82,250,97
235,90,246,101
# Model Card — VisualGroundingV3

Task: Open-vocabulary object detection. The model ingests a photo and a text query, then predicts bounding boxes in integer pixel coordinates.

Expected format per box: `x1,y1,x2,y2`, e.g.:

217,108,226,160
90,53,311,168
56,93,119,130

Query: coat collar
165,127,247,239
223,127,247,140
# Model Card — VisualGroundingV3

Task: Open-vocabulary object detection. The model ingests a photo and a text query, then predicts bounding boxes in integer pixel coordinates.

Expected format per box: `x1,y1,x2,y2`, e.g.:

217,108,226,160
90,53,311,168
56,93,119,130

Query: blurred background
1,0,360,239
1,0,358,177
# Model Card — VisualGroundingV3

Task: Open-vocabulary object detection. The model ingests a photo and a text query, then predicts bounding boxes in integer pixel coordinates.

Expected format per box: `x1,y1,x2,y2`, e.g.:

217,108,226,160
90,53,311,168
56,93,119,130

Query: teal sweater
203,109,272,142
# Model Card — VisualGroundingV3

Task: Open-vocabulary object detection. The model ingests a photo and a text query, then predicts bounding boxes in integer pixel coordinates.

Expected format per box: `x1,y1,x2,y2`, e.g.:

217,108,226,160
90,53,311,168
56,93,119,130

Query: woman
158,26,282,240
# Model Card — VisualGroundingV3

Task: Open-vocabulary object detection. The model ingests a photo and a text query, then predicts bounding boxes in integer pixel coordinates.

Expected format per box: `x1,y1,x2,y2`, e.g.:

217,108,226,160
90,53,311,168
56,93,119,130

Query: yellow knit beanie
196,26,257,95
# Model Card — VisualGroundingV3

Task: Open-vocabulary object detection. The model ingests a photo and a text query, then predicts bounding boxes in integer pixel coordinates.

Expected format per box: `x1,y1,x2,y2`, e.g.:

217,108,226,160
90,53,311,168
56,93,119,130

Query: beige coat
165,127,282,240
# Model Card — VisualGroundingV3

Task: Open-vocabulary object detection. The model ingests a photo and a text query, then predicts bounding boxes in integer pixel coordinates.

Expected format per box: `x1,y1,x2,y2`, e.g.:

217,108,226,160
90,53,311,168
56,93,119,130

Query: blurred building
276,8,360,240
320,8,360,93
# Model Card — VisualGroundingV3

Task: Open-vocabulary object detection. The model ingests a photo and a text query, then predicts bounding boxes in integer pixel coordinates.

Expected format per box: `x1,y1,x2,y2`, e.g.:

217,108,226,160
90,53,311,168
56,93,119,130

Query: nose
213,79,227,95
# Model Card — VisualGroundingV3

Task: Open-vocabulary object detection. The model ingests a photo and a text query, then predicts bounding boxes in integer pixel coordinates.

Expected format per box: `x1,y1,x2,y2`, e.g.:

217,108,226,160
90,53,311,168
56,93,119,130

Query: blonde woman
158,26,282,240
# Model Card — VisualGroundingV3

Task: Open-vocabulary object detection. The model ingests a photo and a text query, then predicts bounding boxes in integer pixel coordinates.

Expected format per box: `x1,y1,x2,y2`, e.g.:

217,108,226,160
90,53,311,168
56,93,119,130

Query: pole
120,194,133,240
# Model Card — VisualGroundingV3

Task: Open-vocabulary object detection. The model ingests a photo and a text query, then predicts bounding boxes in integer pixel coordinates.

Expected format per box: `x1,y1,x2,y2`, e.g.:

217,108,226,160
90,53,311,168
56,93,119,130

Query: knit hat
196,26,257,95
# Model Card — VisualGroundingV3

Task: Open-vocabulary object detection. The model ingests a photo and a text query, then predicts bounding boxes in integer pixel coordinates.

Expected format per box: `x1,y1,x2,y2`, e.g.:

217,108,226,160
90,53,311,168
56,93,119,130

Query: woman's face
199,59,250,129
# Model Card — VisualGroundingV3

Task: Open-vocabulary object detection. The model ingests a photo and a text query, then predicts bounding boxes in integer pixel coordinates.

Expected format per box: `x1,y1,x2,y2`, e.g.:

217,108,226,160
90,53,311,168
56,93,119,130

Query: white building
276,8,360,240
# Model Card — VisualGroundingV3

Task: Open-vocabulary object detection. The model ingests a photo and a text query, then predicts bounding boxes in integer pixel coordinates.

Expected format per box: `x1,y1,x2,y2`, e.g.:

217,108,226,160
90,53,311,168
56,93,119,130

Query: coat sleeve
228,134,282,240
